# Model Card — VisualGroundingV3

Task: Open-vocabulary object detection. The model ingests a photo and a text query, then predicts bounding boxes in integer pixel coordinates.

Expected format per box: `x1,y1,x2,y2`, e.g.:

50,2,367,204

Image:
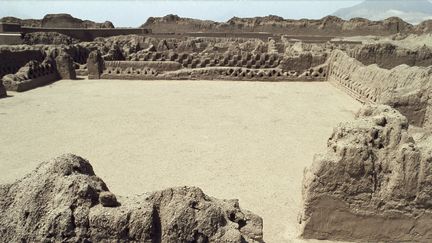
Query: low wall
2,60,59,92
3,72,58,92
105,60,182,72
327,50,432,128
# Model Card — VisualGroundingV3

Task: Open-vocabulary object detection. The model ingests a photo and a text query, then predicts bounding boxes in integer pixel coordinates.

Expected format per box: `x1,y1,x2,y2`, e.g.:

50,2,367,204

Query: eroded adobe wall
88,50,328,82
0,49,45,78
2,59,59,92
327,50,432,128
348,43,432,69
0,44,90,66
0,80,6,98
132,52,284,69
0,154,264,242
300,105,432,242
43,44,91,64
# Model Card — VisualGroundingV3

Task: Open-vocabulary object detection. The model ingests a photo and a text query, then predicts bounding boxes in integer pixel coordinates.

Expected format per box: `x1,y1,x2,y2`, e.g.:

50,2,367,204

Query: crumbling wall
87,50,104,79
106,60,181,72
279,53,327,73
327,50,432,128
41,14,113,29
0,14,114,29
142,15,413,36
90,52,327,81
300,105,432,242
2,59,59,92
0,154,264,242
0,81,6,98
348,43,432,69
129,51,284,70
83,37,329,82
0,49,45,78
55,53,76,80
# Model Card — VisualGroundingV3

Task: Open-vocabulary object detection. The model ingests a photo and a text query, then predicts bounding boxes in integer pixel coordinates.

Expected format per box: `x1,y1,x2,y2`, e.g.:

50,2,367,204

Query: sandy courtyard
0,79,360,242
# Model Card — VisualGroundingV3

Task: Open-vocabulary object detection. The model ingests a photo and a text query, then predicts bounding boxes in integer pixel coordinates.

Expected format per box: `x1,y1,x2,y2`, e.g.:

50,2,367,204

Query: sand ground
0,79,360,242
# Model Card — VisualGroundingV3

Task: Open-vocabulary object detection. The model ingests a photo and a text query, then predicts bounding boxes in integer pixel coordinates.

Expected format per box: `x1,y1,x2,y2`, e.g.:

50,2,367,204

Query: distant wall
21,27,151,41
0,23,22,32
148,33,342,43
2,60,59,92
148,32,279,41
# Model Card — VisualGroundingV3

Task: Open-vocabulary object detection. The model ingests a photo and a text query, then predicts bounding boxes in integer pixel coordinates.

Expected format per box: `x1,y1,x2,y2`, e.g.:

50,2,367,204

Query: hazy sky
0,1,362,27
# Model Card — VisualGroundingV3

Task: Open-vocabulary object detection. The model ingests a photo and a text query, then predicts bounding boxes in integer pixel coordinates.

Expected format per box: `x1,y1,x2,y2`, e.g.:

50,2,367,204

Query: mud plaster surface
0,79,360,242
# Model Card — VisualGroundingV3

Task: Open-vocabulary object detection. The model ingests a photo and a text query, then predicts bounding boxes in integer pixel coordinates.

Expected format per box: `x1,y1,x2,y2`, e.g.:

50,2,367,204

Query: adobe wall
300,105,432,242
0,23,22,33
88,50,328,82
348,43,432,69
142,15,413,37
0,49,45,78
2,60,59,92
0,34,23,45
327,50,432,128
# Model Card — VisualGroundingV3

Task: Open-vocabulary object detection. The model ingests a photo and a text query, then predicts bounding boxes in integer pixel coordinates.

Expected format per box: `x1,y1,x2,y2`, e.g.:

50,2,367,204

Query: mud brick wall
327,50,432,128
2,61,59,92
0,49,45,78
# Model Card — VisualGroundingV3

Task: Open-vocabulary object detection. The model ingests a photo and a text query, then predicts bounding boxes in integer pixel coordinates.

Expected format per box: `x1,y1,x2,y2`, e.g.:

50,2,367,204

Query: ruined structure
0,14,114,29
2,12,432,242
0,154,263,242
0,48,45,78
23,32,79,45
2,59,58,92
55,53,76,80
79,36,332,82
0,45,83,93
0,79,6,98
300,105,432,242
327,50,432,128
142,14,432,36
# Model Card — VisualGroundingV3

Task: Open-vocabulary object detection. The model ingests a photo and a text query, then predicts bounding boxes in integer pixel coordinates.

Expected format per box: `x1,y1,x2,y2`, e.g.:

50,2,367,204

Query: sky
0,0,362,27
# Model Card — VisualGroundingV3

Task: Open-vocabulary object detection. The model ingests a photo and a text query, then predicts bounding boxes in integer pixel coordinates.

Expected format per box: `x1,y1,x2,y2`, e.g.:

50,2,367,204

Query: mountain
334,0,432,24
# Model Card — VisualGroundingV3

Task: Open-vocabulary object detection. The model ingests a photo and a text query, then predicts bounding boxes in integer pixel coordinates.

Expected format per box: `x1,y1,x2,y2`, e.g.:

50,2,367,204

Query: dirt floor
0,79,361,242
